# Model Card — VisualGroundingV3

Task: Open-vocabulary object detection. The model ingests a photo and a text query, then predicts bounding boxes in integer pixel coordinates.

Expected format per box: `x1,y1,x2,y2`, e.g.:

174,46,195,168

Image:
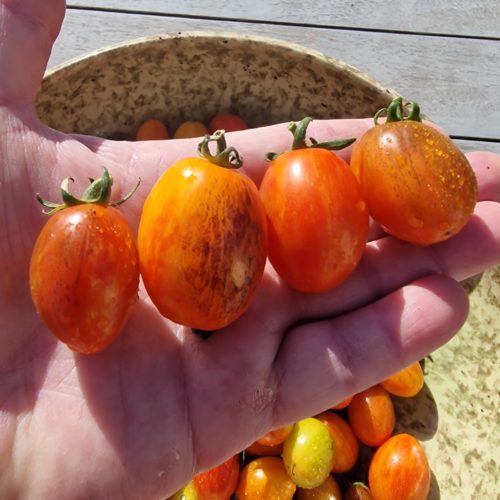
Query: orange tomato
316,411,359,473
256,425,294,447
236,456,296,499
331,395,353,410
368,433,430,500
380,361,425,397
193,455,239,500
295,475,342,499
135,118,170,140
30,169,139,354
174,120,210,139
137,132,267,330
348,386,395,447
209,112,248,133
350,97,477,246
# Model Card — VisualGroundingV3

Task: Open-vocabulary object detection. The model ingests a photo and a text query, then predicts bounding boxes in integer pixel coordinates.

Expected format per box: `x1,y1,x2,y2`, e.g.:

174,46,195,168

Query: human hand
1,1,499,498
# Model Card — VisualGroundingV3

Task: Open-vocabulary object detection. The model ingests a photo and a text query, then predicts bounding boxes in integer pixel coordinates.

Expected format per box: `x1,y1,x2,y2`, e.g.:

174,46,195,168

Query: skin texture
350,120,478,246
138,157,267,330
29,204,139,353
368,433,430,500
1,1,500,498
260,148,369,292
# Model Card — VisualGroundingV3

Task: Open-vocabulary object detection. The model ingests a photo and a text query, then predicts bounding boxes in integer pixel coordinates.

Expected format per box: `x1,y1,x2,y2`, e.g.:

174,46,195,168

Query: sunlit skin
137,156,268,330
29,204,139,354
260,148,369,293
380,361,425,397
1,1,500,498
351,119,478,246
236,456,296,499
348,385,395,447
368,433,430,500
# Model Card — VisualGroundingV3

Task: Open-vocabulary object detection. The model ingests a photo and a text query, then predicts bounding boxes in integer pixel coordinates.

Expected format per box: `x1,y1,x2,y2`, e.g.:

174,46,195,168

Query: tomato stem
36,167,140,215
197,130,243,169
374,97,422,124
266,117,355,161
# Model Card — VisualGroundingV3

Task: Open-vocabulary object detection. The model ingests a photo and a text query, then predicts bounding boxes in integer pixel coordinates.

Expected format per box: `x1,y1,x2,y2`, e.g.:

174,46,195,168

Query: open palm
1,1,500,498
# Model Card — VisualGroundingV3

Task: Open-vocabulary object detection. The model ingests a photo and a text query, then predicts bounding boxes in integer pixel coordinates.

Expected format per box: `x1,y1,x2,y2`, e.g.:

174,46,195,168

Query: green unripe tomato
282,417,334,489
169,480,199,500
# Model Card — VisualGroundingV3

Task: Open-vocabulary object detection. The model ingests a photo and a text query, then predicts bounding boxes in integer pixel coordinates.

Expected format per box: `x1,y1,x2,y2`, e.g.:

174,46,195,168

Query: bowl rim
43,30,399,98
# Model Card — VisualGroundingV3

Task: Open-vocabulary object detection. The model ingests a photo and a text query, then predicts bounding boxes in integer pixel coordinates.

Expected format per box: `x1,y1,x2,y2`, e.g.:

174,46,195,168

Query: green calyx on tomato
197,129,243,169
266,117,355,161
36,166,140,215
374,97,422,125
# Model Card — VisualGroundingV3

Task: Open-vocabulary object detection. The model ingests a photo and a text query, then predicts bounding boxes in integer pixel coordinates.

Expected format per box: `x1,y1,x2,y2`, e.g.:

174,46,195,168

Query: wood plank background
46,2,500,153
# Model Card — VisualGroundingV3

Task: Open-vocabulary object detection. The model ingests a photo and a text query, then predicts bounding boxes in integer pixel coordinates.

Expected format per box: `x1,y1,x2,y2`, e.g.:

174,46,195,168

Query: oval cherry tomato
209,112,248,133
368,433,430,500
138,132,267,330
236,456,296,499
282,417,334,489
136,118,170,140
350,98,477,246
295,475,342,500
256,424,293,447
344,482,373,500
348,385,395,447
30,169,139,354
245,440,283,457
259,118,368,293
316,411,359,473
192,455,240,500
174,120,210,139
380,361,425,397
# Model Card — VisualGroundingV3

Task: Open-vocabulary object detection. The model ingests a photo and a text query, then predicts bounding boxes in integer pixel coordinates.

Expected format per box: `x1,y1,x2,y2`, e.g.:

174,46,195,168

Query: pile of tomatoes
171,361,430,499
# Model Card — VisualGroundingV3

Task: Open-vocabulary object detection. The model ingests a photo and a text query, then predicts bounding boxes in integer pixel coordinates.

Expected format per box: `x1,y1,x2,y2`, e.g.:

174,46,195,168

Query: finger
0,0,65,105
272,274,468,424
465,150,500,202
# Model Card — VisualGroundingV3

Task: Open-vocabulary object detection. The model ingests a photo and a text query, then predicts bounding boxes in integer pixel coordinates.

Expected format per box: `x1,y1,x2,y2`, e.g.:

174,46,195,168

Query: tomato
245,440,283,457
344,482,373,500
236,456,296,499
138,132,267,330
174,120,210,139
256,424,294,447
331,395,353,410
30,169,139,354
135,118,170,140
170,480,199,500
282,417,334,489
350,97,477,246
259,118,368,293
347,386,395,447
380,361,425,397
295,475,342,499
316,411,359,473
368,433,430,500
193,455,240,500
209,112,248,133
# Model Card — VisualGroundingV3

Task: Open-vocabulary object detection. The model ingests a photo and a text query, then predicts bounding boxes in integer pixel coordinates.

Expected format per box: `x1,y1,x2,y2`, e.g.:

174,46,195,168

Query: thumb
0,0,65,106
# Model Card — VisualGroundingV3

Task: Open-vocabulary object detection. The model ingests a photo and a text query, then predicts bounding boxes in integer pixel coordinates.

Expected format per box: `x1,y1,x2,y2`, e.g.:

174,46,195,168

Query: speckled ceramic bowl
36,33,498,499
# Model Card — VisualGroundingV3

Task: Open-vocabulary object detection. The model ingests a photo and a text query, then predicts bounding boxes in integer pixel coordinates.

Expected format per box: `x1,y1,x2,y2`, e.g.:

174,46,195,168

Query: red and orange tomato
380,361,425,398
368,433,430,500
30,169,139,354
259,118,368,293
138,132,267,330
350,97,477,246
135,118,170,140
348,385,395,447
193,455,240,500
174,120,210,139
209,112,248,133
